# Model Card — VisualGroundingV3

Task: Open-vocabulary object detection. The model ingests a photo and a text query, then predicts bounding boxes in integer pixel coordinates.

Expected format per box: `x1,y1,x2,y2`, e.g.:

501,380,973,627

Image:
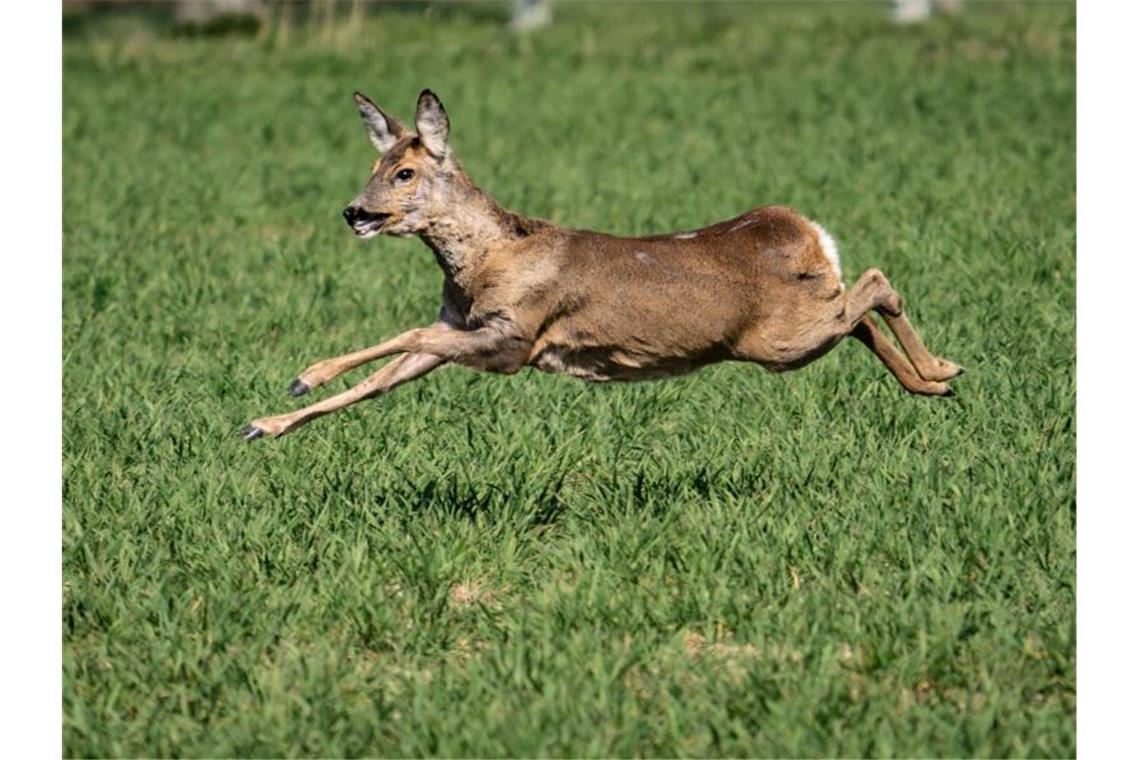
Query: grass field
62,2,1075,756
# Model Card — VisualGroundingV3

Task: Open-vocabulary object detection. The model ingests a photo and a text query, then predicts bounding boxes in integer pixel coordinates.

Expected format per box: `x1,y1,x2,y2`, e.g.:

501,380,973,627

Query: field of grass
62,2,1075,756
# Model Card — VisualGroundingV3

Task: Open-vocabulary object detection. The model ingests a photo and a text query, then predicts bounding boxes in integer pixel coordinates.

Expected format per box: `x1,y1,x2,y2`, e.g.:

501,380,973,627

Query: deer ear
353,91,408,154
415,89,450,158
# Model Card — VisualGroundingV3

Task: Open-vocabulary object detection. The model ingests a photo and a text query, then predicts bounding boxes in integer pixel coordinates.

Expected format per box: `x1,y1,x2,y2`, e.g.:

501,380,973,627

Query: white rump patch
808,220,842,278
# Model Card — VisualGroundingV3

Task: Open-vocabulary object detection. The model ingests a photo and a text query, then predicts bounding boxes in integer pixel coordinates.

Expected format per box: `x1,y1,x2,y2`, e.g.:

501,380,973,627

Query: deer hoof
288,379,311,397
928,360,965,382
240,424,265,442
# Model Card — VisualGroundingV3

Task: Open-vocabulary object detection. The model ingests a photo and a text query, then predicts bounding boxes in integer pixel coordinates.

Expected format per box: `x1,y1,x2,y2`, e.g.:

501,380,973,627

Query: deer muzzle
343,206,391,238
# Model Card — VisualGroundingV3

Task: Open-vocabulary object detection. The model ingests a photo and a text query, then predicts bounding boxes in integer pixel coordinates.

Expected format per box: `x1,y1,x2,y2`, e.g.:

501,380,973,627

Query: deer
241,89,962,441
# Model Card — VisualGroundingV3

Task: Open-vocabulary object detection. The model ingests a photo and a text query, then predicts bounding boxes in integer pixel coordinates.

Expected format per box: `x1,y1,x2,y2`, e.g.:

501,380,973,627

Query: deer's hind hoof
240,424,265,442
922,359,965,383
288,378,311,397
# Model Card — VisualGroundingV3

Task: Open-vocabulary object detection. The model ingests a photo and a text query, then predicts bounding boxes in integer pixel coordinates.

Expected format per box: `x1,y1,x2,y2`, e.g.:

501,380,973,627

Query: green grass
63,2,1075,756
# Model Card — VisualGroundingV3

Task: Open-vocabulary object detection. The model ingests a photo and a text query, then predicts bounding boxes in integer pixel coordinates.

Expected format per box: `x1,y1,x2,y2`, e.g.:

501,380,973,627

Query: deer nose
343,206,361,225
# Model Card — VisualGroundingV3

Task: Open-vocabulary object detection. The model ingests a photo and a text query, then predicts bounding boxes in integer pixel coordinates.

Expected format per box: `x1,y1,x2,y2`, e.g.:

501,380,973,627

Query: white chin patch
353,225,383,240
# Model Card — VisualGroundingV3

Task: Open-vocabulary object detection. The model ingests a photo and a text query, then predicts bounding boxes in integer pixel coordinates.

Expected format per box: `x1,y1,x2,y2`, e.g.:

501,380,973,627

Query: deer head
343,89,454,239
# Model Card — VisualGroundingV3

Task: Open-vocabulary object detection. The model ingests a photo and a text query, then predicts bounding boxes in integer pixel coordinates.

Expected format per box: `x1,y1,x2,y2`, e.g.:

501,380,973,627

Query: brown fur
242,90,961,440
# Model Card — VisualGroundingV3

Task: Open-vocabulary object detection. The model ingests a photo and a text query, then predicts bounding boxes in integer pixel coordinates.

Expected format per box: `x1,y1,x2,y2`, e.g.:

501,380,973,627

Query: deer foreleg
291,321,527,395
382,321,532,372
290,321,456,397
243,352,445,440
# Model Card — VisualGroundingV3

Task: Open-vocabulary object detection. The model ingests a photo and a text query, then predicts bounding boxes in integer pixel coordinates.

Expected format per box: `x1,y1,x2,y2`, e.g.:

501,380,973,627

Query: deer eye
395,168,415,182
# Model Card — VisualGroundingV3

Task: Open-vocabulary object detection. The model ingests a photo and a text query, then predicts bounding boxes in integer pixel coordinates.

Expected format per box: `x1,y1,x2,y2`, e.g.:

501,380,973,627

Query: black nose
343,206,360,225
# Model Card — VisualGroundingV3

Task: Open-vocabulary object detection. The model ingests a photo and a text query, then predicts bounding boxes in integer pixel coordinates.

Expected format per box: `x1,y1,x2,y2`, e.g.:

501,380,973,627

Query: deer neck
417,172,538,293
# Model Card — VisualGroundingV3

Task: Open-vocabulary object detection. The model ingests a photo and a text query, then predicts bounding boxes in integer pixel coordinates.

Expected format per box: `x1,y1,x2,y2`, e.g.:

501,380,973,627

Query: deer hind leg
850,317,952,396
843,268,963,385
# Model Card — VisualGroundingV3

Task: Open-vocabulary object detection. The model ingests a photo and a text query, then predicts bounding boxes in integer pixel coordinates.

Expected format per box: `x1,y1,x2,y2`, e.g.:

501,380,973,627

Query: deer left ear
415,89,450,159
354,91,408,154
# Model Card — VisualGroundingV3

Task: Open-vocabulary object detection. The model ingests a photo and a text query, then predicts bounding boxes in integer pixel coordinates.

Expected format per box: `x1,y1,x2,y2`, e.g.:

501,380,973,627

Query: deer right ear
415,89,450,159
353,92,408,154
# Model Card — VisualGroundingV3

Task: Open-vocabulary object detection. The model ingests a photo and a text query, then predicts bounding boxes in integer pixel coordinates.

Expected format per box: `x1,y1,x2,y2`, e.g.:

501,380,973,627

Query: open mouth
352,212,391,239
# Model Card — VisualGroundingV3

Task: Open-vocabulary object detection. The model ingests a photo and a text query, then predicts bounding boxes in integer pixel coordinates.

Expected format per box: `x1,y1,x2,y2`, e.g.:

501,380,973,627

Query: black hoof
240,424,265,441
944,387,956,398
288,378,311,397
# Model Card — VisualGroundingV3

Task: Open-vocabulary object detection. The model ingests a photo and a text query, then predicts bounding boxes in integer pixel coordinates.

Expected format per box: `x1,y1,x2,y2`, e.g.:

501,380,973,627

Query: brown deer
242,90,962,441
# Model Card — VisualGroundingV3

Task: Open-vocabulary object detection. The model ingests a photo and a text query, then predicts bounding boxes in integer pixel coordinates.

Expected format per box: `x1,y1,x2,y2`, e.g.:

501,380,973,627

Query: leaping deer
242,90,962,441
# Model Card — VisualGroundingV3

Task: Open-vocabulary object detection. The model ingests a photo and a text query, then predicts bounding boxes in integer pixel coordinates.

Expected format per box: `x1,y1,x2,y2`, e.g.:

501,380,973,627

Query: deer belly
528,343,701,382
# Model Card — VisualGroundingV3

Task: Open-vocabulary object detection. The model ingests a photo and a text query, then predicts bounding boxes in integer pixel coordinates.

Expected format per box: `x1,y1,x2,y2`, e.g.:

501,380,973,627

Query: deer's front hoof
288,378,311,397
240,424,265,442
